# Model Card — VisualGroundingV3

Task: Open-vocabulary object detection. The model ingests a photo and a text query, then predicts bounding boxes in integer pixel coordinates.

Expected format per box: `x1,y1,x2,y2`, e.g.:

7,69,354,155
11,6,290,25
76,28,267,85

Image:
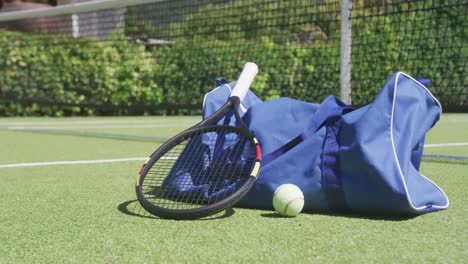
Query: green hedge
349,0,467,107
0,0,465,116
0,30,161,116
0,30,340,116
161,0,466,108
153,37,340,103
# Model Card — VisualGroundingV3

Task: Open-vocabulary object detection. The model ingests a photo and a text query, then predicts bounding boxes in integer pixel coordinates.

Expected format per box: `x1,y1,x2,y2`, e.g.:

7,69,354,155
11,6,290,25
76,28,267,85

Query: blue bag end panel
203,81,263,124
391,73,448,213
339,72,448,214
410,77,430,171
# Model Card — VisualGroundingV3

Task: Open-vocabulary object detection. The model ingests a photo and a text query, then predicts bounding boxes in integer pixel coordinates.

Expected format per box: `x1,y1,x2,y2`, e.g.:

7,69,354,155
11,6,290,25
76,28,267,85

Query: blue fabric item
161,129,257,203
155,81,262,203
203,80,262,125
161,133,235,201
261,96,353,165
203,72,449,215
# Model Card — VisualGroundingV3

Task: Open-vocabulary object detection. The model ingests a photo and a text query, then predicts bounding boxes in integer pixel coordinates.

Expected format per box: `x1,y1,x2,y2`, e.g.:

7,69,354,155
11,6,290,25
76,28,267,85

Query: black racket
136,62,261,220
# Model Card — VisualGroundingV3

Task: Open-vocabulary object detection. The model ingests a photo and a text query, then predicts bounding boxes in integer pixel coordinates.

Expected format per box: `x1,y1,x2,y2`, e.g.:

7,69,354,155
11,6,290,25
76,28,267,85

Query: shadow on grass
119,200,416,221
117,199,157,219
260,213,287,218
7,128,167,143
261,210,417,221
117,199,236,221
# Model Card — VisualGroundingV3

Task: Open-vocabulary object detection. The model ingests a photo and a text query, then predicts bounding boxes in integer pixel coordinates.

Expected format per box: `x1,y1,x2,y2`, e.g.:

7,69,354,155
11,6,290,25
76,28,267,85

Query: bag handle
262,96,353,165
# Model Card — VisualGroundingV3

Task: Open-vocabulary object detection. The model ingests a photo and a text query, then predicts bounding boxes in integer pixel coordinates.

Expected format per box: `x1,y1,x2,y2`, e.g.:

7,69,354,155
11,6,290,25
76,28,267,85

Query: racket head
136,124,261,220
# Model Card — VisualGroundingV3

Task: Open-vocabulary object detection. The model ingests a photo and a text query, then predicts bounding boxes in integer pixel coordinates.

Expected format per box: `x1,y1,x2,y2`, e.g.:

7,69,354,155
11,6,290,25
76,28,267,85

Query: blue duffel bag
202,72,449,215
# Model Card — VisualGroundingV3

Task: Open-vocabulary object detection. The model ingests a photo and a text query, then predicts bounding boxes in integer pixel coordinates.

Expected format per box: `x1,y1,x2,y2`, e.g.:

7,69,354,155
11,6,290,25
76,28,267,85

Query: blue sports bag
203,72,449,215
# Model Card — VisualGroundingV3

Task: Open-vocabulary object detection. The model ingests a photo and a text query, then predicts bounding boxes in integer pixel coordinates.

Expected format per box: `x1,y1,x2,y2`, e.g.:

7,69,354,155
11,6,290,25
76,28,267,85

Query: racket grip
230,62,258,102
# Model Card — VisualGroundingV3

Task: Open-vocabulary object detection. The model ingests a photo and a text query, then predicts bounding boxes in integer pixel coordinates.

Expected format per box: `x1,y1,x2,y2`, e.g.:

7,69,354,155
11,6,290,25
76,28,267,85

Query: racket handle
230,62,258,102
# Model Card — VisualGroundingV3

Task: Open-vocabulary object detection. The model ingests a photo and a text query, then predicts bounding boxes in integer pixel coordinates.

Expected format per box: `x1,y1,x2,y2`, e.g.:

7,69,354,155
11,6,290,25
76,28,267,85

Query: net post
340,0,352,105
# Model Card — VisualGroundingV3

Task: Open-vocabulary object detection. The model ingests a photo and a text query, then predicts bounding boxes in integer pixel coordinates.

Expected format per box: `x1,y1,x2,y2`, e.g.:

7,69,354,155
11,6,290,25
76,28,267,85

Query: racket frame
136,96,261,219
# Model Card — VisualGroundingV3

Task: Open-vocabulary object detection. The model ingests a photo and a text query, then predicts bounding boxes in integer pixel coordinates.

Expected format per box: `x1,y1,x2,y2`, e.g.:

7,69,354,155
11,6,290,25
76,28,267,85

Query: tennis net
0,0,466,116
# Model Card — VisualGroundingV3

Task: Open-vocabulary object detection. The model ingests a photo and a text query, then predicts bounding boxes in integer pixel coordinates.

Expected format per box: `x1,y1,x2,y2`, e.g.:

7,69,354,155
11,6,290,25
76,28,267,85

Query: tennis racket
136,62,261,220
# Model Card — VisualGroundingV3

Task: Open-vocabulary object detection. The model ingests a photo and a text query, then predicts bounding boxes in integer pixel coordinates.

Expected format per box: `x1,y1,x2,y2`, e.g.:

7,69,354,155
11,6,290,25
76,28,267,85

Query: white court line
1,142,466,169
6,124,190,130
0,120,196,126
424,142,468,148
0,156,177,169
444,118,468,123
0,158,147,168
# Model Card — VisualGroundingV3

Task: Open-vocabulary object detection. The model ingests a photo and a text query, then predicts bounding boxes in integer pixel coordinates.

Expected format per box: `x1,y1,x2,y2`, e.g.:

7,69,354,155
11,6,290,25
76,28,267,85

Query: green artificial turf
0,115,466,263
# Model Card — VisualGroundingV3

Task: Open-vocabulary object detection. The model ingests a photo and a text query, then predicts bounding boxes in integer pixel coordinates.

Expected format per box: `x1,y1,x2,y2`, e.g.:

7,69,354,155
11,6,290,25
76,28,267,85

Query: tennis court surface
0,0,466,262
0,114,466,262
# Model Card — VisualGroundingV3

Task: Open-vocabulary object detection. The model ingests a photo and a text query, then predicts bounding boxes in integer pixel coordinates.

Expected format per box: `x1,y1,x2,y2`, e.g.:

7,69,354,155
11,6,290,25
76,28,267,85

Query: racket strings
146,132,248,209
141,128,256,210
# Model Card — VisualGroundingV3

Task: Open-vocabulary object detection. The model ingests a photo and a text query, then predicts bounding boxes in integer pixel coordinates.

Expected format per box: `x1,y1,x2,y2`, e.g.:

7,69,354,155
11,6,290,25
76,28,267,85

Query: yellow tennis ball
273,184,304,217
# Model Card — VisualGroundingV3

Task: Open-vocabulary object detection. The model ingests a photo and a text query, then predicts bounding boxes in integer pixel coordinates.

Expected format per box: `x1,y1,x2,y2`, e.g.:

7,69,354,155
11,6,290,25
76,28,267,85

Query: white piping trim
390,72,449,211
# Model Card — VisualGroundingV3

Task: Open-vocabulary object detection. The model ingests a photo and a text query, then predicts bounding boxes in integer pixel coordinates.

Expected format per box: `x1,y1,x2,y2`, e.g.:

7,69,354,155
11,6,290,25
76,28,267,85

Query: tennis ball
273,184,304,217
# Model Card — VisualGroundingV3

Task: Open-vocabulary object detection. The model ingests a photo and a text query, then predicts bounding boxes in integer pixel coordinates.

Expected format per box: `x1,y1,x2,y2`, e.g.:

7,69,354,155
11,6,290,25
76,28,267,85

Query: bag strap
262,96,353,165
214,77,235,126
261,78,428,166
261,96,353,210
